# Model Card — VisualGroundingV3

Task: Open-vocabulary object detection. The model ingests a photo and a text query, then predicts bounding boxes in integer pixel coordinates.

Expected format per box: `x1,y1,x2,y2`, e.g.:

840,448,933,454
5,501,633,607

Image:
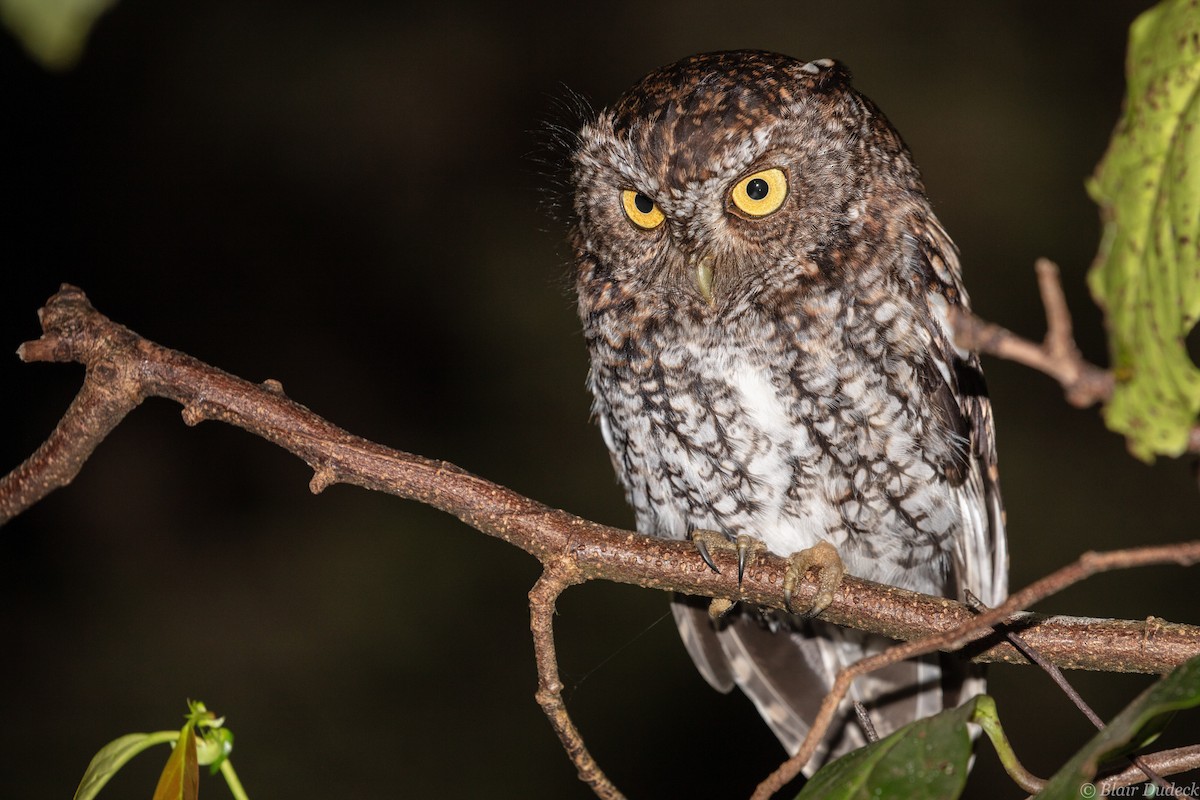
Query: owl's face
571,51,924,316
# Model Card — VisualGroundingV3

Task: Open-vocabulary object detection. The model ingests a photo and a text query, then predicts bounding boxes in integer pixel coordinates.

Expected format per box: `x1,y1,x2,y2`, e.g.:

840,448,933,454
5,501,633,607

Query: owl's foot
782,540,844,618
690,530,765,619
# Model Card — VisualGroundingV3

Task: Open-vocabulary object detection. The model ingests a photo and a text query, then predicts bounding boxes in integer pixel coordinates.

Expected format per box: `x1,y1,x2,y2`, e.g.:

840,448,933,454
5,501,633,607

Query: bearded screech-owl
569,51,1008,769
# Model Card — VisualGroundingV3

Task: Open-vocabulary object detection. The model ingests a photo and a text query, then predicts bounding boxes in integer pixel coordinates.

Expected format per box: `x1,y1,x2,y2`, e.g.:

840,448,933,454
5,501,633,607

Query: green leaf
0,0,118,70
151,724,200,800
1087,0,1200,461
73,731,179,800
1038,654,1200,799
795,698,976,800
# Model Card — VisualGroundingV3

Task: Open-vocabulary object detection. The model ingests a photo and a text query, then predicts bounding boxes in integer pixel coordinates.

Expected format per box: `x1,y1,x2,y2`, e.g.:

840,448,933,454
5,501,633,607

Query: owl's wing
910,214,1008,609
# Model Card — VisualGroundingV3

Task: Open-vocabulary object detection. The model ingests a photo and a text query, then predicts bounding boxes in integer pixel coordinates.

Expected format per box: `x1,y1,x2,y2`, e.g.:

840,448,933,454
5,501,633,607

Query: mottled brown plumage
570,51,1007,769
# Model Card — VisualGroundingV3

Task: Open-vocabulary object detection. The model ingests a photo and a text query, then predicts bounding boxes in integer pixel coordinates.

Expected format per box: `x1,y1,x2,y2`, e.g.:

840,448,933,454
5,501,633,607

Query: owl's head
571,50,927,316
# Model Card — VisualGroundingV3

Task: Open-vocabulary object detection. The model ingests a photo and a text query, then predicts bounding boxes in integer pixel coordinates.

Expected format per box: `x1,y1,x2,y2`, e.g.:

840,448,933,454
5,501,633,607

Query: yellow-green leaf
0,0,117,70
73,731,179,800
1088,0,1200,461
151,724,199,800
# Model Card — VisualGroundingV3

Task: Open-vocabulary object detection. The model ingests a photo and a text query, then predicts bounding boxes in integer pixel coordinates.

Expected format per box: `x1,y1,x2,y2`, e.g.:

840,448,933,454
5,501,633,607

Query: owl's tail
672,595,984,774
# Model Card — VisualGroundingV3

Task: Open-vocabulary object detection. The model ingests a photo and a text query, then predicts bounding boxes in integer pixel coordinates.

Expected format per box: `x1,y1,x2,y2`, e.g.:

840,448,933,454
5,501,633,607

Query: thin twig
1089,745,1200,797
1008,629,1175,793
951,259,1115,410
954,259,1200,451
530,565,624,799
964,589,1107,730
1009,631,1106,727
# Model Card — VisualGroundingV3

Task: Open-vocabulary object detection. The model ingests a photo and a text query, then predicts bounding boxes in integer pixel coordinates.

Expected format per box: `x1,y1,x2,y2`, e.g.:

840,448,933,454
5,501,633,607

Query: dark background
3,1,1199,797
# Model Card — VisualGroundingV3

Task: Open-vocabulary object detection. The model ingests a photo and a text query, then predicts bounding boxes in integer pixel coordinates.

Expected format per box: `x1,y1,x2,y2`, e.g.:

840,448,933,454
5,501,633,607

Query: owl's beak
693,254,716,306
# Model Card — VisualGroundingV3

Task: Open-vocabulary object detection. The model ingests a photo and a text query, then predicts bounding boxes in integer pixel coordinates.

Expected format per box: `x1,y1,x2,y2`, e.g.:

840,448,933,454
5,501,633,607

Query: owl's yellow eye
729,168,788,217
621,189,665,229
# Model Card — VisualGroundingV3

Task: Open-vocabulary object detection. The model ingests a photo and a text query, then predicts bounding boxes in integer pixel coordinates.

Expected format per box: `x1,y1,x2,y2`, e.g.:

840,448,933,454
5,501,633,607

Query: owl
569,51,1008,770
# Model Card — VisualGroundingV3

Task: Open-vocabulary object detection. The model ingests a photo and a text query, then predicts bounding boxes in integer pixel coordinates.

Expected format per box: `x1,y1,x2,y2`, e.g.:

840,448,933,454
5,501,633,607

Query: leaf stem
219,760,249,800
971,695,1045,794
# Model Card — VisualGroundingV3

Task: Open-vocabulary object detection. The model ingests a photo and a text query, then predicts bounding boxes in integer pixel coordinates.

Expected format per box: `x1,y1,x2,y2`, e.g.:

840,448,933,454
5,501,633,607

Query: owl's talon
782,540,844,617
690,530,765,584
692,532,721,574
735,534,765,583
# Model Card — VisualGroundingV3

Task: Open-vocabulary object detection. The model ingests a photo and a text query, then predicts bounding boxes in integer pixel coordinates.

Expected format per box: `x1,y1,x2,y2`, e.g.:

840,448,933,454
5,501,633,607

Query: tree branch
6,285,1200,799
953,258,1200,453
530,565,625,799
951,259,1114,409
4,285,1197,673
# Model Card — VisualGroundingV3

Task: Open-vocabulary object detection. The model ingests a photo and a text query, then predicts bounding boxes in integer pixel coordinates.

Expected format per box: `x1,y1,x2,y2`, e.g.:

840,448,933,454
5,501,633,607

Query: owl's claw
736,536,758,582
690,529,767,619
690,532,842,619
690,530,765,583
782,540,845,617
693,531,721,574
